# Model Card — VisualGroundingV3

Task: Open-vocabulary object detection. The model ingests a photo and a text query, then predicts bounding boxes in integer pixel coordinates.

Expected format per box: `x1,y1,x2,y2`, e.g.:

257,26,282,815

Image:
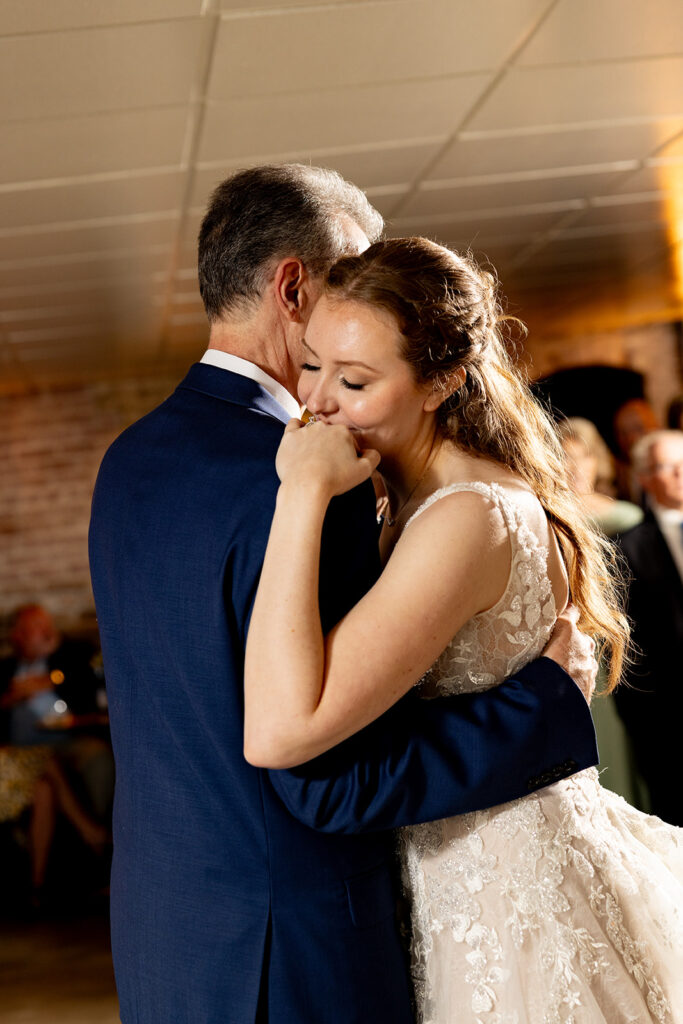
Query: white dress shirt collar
651,501,683,581
200,349,301,420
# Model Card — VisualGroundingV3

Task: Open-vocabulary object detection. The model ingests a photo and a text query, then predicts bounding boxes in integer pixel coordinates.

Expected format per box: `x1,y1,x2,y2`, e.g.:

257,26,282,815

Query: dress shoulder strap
404,480,515,532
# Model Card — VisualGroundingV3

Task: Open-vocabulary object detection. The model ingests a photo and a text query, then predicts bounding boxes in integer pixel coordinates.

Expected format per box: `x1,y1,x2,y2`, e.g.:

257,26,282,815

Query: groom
89,164,598,1024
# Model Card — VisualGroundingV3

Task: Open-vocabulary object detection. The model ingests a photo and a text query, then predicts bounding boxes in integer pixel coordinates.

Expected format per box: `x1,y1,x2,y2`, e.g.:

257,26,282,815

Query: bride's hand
543,604,598,704
276,419,381,499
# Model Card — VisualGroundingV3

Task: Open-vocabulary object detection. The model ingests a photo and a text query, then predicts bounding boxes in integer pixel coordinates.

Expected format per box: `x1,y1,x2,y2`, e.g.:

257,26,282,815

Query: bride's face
298,295,436,459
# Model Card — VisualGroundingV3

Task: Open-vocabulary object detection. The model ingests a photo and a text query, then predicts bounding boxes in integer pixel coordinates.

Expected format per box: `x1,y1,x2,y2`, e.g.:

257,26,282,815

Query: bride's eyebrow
302,337,377,373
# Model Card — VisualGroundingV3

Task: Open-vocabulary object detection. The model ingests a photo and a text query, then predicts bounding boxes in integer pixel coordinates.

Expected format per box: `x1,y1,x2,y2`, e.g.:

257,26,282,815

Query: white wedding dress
399,482,683,1024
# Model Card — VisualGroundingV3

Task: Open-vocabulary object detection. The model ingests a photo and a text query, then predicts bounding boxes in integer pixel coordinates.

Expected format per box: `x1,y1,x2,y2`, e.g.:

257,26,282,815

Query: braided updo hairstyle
325,237,629,691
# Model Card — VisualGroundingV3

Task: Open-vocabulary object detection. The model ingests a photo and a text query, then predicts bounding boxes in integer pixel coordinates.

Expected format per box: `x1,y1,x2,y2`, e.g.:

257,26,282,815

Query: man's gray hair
198,164,384,321
631,429,683,474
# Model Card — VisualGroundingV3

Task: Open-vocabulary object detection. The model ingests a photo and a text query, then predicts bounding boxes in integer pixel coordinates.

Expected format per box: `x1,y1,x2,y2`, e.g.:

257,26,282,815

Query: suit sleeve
269,659,596,833
612,527,665,731
267,484,598,834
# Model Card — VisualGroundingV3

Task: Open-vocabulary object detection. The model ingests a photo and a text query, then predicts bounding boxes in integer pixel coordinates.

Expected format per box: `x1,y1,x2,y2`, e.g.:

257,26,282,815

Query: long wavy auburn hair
325,237,629,691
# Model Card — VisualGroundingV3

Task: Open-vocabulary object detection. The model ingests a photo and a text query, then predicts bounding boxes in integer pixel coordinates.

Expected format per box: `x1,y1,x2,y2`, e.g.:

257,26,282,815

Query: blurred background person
612,398,661,504
558,416,643,535
0,604,113,824
558,417,647,809
0,745,109,908
0,604,113,907
615,430,683,826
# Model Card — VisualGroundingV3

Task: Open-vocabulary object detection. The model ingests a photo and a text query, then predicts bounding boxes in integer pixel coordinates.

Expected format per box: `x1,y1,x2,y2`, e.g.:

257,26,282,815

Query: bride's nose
305,379,338,418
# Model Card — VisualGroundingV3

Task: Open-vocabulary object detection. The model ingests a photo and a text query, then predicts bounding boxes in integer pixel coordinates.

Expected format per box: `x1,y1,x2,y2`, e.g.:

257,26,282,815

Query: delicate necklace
380,443,441,528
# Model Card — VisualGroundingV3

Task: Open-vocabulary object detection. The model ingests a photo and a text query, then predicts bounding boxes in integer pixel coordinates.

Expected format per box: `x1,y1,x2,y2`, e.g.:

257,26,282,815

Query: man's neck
207,318,298,398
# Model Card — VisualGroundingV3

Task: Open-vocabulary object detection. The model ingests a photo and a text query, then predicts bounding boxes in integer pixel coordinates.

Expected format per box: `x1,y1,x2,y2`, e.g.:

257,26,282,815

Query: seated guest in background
558,416,643,536
612,397,660,504
615,429,683,826
0,604,113,821
0,746,108,907
558,417,647,809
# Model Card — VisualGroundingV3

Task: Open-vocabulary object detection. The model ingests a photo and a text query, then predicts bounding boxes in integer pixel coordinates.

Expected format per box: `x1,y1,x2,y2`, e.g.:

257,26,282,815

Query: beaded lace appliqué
398,482,682,1023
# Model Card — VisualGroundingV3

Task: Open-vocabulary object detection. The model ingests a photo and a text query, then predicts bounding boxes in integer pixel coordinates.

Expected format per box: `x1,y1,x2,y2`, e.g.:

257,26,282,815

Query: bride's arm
244,422,510,768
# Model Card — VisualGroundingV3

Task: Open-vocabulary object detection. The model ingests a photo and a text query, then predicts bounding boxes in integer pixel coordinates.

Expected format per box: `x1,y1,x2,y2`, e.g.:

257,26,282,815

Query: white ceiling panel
396,169,627,219
198,74,490,162
568,195,673,231
505,272,627,301
1,107,188,184
0,20,204,122
517,228,668,268
519,0,683,65
0,0,681,391
0,248,172,292
468,57,683,132
218,0,383,9
428,236,532,266
0,0,202,35
608,161,683,195
552,226,674,257
0,216,179,263
391,206,575,236
209,0,546,99
429,120,683,181
0,172,186,232
316,142,444,189
656,130,683,158
362,186,408,217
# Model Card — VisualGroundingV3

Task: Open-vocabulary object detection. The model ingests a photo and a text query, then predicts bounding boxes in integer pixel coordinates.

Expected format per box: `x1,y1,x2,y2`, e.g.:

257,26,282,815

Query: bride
244,237,683,1023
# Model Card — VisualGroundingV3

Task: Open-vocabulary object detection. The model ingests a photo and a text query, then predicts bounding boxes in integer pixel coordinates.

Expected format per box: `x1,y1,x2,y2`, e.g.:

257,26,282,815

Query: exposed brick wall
0,375,178,642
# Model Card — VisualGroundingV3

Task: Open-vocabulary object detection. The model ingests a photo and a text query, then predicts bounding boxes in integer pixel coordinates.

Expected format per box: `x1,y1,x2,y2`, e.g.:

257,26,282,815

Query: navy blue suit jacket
88,362,597,1024
615,513,683,824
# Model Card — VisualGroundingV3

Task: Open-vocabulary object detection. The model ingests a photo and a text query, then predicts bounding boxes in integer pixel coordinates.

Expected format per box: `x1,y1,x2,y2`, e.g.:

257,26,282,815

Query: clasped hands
276,418,381,499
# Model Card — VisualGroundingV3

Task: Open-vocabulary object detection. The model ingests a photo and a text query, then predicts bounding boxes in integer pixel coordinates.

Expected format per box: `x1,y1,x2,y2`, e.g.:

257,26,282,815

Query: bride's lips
311,418,372,448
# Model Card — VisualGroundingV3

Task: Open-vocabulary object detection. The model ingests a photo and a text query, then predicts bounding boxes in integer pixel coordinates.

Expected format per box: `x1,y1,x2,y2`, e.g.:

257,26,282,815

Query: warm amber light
660,160,683,308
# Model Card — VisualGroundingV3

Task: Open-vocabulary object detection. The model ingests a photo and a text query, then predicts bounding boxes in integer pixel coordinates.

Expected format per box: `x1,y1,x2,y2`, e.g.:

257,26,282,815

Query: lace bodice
404,481,558,698
399,481,683,1023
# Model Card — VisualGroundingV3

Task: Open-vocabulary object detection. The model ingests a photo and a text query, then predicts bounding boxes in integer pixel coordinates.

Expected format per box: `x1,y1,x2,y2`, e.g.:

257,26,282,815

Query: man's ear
423,366,466,412
274,258,311,323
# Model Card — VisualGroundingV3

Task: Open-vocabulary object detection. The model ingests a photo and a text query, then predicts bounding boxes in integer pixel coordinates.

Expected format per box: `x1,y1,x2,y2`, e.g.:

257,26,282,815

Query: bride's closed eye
301,362,365,390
